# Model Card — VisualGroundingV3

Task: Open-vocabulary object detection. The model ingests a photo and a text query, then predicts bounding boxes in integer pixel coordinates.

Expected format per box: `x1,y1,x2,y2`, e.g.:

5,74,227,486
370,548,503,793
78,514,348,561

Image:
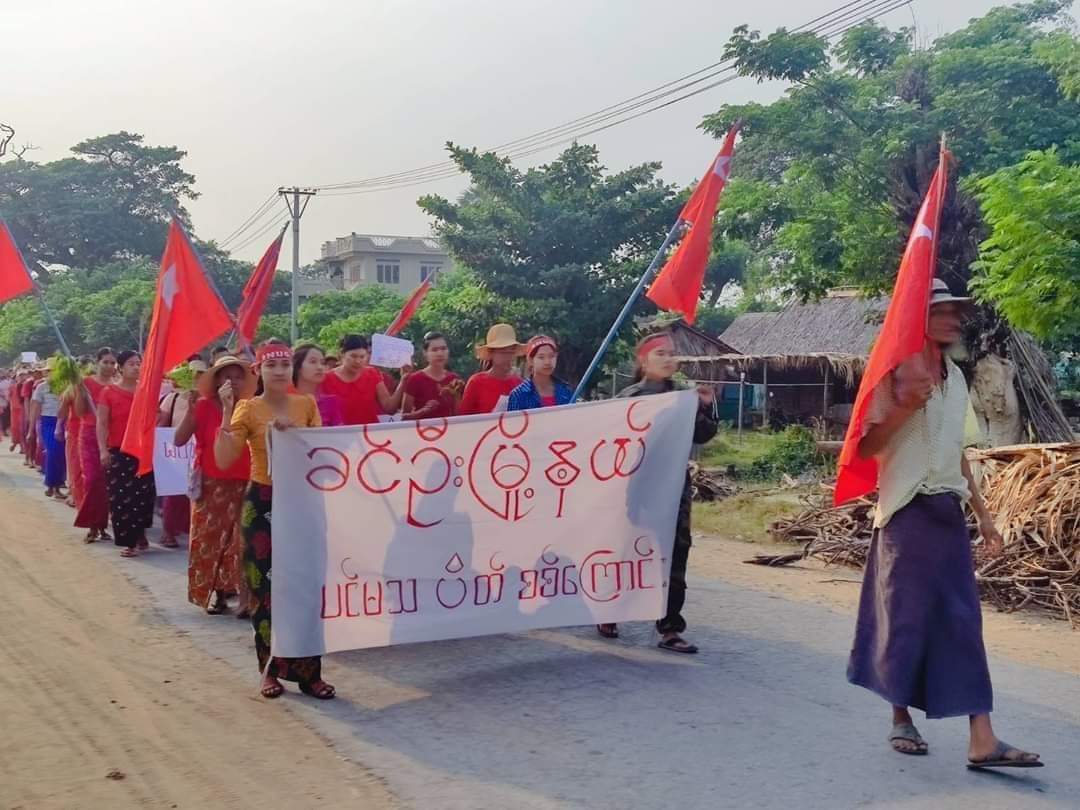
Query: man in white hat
847,278,1043,770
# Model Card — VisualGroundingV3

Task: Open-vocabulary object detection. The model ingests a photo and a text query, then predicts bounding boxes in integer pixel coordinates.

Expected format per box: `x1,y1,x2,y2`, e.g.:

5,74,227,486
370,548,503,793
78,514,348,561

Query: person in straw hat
459,324,525,416
174,353,254,616
157,357,209,549
848,278,1042,770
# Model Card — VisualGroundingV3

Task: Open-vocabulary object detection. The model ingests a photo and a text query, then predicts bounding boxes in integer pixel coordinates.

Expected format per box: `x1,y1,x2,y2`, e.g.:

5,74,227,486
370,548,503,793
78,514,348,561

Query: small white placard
20,351,38,363
370,333,414,369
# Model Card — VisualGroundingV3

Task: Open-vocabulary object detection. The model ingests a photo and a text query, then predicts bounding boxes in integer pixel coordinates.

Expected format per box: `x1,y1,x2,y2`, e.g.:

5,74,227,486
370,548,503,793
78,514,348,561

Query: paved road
6,458,1078,809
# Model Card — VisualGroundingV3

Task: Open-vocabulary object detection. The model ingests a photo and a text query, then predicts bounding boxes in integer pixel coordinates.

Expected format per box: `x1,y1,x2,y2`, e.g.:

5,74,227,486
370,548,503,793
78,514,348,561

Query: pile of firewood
756,443,1080,628
690,465,737,502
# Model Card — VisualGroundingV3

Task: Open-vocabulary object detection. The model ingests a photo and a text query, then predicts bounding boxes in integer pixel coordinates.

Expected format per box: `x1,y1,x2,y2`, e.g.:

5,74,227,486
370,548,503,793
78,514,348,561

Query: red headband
637,334,672,362
526,335,558,358
256,345,292,365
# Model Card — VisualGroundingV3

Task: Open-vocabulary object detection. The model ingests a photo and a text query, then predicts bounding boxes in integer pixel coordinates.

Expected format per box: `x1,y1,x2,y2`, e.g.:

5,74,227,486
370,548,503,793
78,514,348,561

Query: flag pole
31,280,72,357
571,219,688,402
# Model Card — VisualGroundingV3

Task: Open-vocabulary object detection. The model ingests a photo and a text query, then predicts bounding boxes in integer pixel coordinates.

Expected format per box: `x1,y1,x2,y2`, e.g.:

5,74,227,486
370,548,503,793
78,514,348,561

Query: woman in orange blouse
214,340,335,701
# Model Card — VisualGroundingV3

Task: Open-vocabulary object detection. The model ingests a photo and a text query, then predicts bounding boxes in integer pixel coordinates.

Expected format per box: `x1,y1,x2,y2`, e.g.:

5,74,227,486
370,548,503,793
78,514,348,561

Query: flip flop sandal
119,548,138,558
160,537,179,549
967,741,1043,770
84,533,97,544
261,682,284,699
596,624,619,639
658,636,699,654
300,681,336,700
889,723,929,755
137,538,150,551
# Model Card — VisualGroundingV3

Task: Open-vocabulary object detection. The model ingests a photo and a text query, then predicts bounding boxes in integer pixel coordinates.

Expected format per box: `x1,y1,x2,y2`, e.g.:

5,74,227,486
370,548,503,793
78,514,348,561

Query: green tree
418,142,680,382
970,148,1080,341
0,131,197,267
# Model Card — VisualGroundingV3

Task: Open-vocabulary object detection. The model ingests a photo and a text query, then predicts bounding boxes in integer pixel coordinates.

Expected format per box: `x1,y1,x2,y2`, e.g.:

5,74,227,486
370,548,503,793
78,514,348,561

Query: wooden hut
676,290,887,432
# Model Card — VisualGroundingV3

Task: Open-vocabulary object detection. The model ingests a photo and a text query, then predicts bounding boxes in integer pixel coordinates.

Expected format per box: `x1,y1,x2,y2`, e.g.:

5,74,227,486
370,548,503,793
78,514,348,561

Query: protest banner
153,427,195,496
270,390,698,656
370,333,415,369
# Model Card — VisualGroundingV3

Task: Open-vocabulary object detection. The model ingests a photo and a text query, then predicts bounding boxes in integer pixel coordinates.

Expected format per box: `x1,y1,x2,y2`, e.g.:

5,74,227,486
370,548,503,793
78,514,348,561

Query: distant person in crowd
31,368,66,499
292,343,344,426
175,354,254,616
320,334,407,425
609,332,718,652
210,345,231,365
402,331,463,420
847,279,1042,770
98,350,155,558
0,369,11,441
8,369,27,454
74,348,117,543
323,354,339,372
214,339,335,701
156,358,209,548
21,370,40,468
55,378,83,509
507,335,574,411
458,324,525,415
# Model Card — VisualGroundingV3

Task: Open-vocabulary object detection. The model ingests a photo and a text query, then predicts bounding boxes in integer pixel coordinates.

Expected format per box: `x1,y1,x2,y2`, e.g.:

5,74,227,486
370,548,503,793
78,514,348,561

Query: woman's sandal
596,624,619,639
300,680,336,700
119,548,138,558
889,723,929,756
136,537,150,551
261,680,284,699
657,636,699,654
84,532,97,544
206,592,226,615
967,741,1043,770
160,536,179,549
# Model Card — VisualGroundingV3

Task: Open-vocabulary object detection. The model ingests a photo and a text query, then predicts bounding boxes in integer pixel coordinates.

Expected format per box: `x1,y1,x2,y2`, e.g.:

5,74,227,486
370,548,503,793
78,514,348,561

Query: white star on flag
712,155,731,181
914,223,933,241
161,264,179,309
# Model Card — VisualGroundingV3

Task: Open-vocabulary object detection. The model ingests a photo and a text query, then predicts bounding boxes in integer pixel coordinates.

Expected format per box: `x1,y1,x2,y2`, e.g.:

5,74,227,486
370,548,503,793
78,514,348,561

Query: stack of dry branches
758,443,1080,628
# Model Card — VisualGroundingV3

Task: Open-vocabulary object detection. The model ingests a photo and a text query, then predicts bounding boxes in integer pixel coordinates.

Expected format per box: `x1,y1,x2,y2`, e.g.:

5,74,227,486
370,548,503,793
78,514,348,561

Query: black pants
658,474,693,635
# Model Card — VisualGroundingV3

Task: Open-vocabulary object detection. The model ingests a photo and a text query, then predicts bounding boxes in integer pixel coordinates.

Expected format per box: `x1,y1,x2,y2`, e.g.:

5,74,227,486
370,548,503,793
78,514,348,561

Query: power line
217,191,279,247
313,0,909,194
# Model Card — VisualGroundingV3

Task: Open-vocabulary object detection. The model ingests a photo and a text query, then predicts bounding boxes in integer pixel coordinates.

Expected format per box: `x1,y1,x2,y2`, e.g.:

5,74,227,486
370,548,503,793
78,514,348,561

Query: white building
317,233,452,295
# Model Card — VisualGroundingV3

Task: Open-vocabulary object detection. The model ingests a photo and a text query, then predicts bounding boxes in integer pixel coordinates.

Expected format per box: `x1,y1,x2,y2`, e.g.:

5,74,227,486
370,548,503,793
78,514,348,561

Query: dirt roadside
690,531,1080,677
0,460,399,810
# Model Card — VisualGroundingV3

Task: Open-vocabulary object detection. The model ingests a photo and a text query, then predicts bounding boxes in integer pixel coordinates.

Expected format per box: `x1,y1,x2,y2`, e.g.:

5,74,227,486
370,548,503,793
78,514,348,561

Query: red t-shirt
101,385,134,449
81,378,107,427
193,397,251,480
403,371,461,419
321,367,384,425
540,395,558,408
459,372,523,416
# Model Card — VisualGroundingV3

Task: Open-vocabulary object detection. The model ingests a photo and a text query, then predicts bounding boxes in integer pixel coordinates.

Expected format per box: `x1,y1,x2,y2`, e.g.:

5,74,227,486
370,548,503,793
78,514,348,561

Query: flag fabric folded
834,148,950,506
235,230,285,350
0,218,36,304
122,219,234,474
645,123,740,324
385,278,433,337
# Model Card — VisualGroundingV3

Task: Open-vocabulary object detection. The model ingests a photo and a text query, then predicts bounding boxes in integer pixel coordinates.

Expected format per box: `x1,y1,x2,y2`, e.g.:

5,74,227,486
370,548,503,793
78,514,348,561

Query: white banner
270,391,698,656
370,333,415,369
153,427,195,496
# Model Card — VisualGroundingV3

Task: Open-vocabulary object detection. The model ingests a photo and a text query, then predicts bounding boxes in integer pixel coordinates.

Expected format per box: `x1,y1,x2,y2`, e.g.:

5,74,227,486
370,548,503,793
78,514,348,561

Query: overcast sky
6,0,1074,265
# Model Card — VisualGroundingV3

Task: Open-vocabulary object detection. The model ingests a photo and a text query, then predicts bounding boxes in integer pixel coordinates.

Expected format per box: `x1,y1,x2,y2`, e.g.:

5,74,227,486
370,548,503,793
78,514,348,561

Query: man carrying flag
840,148,1042,770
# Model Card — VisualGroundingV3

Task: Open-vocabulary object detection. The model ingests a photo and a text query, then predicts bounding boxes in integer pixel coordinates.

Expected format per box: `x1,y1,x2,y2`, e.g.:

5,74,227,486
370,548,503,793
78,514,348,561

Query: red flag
385,278,433,337
645,123,740,324
122,219,234,474
834,149,949,506
235,229,285,349
0,219,35,304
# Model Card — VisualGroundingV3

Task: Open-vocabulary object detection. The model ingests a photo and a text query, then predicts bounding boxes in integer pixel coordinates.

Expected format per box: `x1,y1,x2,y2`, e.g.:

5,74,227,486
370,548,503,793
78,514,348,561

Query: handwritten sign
370,333,414,369
153,427,195,496
270,391,697,655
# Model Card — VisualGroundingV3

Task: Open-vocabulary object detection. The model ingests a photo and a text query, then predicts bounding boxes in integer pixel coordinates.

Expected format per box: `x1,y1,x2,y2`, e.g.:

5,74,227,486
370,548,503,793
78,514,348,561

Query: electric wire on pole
279,187,317,344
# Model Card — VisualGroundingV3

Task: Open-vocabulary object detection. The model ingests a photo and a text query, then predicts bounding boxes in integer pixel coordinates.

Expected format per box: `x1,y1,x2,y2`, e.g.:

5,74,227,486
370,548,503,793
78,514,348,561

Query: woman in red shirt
98,350,155,558
459,324,525,415
320,334,407,425
402,331,463,420
175,354,255,614
74,348,117,542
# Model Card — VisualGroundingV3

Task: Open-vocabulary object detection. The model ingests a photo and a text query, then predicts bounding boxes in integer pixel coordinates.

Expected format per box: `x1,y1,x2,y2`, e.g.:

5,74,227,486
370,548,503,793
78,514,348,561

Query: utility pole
279,186,317,344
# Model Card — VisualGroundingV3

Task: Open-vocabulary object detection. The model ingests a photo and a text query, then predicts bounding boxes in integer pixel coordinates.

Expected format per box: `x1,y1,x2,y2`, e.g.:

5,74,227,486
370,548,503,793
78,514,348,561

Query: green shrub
748,426,822,481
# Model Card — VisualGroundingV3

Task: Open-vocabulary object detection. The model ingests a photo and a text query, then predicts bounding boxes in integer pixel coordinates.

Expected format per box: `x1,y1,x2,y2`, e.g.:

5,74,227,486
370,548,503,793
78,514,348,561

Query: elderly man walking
847,279,1043,770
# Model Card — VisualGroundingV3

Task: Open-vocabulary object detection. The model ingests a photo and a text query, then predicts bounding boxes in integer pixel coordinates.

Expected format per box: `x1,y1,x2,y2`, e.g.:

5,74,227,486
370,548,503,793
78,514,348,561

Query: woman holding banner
611,332,717,652
214,340,335,701
176,354,254,615
75,348,117,543
321,334,407,425
459,324,524,415
507,335,574,411
293,344,344,426
401,332,462,420
99,350,156,558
